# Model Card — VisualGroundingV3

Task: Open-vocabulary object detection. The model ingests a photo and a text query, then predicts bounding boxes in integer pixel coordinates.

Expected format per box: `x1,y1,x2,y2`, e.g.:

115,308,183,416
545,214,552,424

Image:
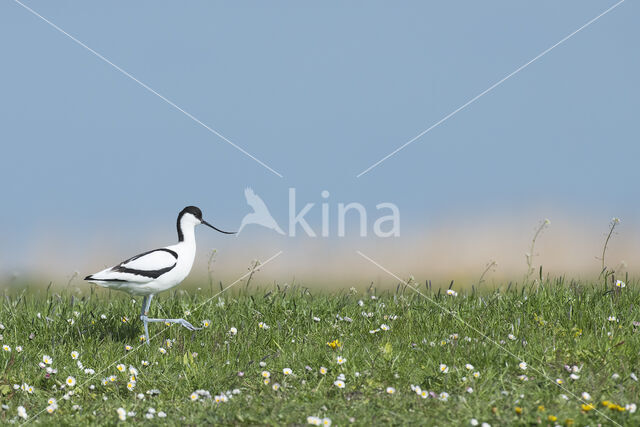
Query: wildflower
190,392,198,401
466,387,473,393
2,345,10,352
465,363,474,370
515,407,523,415
548,415,557,422
555,378,563,385
439,364,449,374
15,346,22,352
272,383,280,391
473,371,480,378
259,361,267,367
327,339,342,349
625,403,637,413
386,387,396,394
125,345,132,351
336,356,346,365
262,371,270,378
612,373,620,380
258,322,270,330
43,355,53,365
471,419,479,426
71,351,79,359
142,360,149,366
117,407,126,421
283,368,292,375
202,319,211,328
518,361,527,370
582,392,592,401
122,316,128,323
313,316,321,322
229,327,238,335
631,372,638,381
127,382,136,391
129,366,138,376
439,392,449,401
608,315,617,322
159,347,167,354
369,329,380,334
307,416,322,425
46,405,56,414
334,380,345,389
109,375,117,382
117,364,126,372
18,406,27,420
322,418,332,426
320,366,327,375
570,373,580,380
421,390,428,398
446,289,458,297
158,411,167,418
518,375,528,381
616,280,626,288
263,378,270,385
381,324,390,331
581,403,595,411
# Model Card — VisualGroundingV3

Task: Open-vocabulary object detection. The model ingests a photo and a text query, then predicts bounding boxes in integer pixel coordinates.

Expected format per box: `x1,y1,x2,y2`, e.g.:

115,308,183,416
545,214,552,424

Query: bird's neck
177,223,196,245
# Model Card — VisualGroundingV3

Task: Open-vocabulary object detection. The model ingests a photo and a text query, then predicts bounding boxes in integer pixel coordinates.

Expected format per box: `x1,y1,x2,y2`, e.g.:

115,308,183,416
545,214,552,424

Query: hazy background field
1,1,638,289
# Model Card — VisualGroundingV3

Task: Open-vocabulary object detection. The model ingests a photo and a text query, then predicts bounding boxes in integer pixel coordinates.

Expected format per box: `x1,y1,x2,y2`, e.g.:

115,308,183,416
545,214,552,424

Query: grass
0,278,639,425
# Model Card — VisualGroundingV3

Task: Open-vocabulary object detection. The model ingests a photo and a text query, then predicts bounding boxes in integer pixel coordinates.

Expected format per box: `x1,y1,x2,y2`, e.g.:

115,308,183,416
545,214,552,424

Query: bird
237,187,285,235
85,206,234,343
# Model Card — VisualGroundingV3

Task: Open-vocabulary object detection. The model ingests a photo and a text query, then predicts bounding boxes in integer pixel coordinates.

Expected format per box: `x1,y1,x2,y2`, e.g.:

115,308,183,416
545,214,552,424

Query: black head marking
177,206,203,241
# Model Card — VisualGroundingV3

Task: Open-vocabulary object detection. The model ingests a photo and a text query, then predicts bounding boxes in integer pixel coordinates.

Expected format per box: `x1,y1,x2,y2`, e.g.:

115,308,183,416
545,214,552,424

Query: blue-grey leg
140,294,201,336
140,295,153,344
143,317,202,331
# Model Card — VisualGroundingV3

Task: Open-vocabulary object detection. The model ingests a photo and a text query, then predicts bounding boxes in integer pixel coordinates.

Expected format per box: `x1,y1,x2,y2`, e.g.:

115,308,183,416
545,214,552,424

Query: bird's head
178,206,235,237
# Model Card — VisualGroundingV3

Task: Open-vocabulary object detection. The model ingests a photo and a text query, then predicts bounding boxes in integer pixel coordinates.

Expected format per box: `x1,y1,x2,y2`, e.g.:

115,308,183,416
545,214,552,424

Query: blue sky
0,1,638,273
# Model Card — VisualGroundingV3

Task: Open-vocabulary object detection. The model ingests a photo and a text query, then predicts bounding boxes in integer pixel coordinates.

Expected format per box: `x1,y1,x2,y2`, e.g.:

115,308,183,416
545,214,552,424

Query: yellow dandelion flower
327,339,342,349
581,403,595,412
548,415,557,422
515,407,523,415
537,405,545,412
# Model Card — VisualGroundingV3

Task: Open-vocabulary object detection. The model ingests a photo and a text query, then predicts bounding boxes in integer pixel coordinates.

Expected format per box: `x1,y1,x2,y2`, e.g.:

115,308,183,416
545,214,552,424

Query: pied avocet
85,206,234,343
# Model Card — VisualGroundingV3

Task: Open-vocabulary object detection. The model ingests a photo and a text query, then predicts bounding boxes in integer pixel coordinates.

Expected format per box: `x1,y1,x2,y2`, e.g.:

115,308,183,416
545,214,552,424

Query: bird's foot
177,318,202,331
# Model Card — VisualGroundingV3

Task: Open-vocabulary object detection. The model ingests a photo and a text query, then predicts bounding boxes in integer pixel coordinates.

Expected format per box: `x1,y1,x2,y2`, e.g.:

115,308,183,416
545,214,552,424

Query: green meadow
0,276,638,426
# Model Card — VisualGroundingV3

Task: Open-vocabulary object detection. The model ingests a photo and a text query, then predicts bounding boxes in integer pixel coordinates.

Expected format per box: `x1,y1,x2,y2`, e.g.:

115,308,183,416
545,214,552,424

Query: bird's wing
85,248,178,283
244,187,270,213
